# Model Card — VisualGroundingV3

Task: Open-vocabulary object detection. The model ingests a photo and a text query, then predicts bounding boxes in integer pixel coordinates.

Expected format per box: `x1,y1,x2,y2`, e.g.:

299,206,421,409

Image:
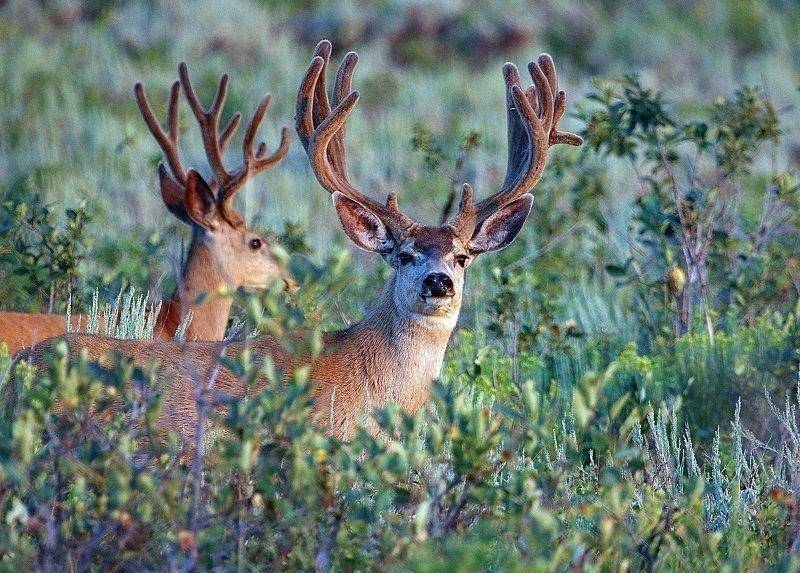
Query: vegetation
1,0,799,569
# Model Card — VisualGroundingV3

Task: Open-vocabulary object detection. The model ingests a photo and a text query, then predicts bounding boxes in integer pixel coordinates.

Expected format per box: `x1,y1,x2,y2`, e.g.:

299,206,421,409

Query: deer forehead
401,227,468,257
219,207,246,229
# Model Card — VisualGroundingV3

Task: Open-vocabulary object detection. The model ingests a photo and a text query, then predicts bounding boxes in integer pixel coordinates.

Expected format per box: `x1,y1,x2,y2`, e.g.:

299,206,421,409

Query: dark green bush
0,196,90,312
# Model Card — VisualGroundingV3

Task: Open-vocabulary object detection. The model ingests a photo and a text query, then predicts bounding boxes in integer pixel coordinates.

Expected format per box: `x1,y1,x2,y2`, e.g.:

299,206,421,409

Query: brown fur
0,220,289,355
23,271,454,443
0,312,69,355
17,180,542,448
2,63,293,354
0,301,183,355
17,46,581,450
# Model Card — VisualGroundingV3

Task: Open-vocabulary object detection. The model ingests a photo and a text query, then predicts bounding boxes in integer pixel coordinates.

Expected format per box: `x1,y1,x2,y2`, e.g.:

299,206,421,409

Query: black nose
422,273,455,298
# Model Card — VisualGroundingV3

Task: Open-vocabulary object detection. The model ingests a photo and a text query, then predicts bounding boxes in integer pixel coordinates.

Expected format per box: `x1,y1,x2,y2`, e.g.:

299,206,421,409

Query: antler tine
179,61,290,207
219,113,242,155
297,39,354,174
469,54,583,225
296,40,416,240
178,62,233,187
308,91,370,204
529,60,554,136
496,63,528,197
296,55,323,151
327,51,358,180
134,80,186,185
255,126,292,165
450,184,476,238
224,93,292,202
312,40,333,127
536,55,557,122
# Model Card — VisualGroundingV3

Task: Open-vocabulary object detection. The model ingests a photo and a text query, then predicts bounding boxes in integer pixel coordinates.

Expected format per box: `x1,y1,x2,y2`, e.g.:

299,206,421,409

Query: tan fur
0,304,181,354
17,46,581,450
23,265,456,443
0,300,187,354
0,223,290,354
19,203,534,447
172,223,291,341
0,312,69,354
2,62,294,354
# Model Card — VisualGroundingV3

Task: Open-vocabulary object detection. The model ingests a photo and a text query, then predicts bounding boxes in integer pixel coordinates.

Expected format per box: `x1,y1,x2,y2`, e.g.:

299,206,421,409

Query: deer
22,40,582,446
1,62,292,354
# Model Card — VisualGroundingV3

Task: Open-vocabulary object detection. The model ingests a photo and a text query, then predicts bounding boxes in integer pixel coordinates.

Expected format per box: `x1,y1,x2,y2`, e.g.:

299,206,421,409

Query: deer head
135,64,293,296
296,41,582,327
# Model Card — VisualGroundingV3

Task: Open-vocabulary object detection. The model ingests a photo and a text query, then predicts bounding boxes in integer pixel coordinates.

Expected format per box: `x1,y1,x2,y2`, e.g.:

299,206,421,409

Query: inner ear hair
158,163,191,223
184,169,219,230
332,192,395,253
469,194,534,255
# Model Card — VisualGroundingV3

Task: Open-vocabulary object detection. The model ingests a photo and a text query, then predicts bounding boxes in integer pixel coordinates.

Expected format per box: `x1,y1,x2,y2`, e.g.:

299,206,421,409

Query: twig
186,337,232,569
505,221,586,271
314,501,344,573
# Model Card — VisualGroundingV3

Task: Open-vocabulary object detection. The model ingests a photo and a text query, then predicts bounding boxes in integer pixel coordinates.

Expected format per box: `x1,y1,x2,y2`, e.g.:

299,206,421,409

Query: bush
1,337,799,569
2,1,799,567
0,196,90,313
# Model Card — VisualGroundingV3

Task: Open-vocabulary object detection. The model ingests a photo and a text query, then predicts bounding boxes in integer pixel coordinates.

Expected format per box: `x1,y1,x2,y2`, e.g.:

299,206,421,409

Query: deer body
313,274,456,435
27,266,455,439
0,300,183,354
0,312,70,355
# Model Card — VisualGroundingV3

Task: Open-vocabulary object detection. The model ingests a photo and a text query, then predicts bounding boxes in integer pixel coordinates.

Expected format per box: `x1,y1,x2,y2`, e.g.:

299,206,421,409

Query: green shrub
1,338,798,569
0,197,90,312
1,2,799,567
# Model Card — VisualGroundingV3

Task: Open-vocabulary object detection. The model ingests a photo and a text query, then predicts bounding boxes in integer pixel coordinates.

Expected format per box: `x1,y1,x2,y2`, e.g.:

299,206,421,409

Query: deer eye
249,238,262,251
455,254,469,267
397,252,413,266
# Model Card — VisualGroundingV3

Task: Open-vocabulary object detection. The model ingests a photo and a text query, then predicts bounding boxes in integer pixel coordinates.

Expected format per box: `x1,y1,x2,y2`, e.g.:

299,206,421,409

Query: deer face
332,192,534,322
169,169,293,292
216,226,291,292
137,61,292,299
390,229,468,319
297,41,581,326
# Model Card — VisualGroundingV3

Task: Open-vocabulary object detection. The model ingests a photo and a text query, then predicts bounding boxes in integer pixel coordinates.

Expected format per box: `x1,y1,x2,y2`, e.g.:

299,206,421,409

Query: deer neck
179,233,234,341
319,275,458,414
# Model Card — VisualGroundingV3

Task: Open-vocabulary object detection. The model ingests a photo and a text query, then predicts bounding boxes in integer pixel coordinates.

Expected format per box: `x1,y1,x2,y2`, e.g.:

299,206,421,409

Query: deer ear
184,170,218,230
468,194,533,255
332,192,394,253
158,164,191,224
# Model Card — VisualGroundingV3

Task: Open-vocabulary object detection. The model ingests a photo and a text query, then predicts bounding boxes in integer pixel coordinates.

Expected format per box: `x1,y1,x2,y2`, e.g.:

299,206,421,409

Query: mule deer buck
24,40,582,444
1,63,292,354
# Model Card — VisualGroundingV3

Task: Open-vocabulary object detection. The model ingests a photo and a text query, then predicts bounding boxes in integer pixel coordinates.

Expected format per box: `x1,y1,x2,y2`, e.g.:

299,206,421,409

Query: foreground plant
2,333,799,570
580,76,794,340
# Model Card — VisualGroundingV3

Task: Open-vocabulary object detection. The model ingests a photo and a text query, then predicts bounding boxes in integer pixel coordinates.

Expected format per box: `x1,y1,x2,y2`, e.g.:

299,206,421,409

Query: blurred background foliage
1,0,800,568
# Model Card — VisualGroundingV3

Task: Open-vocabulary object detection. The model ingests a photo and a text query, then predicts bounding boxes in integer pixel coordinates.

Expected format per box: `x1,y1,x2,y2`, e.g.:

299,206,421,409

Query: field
1,0,800,570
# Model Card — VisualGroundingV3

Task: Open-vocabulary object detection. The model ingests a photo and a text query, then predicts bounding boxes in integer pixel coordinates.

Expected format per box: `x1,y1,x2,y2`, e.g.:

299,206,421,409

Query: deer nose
422,273,455,298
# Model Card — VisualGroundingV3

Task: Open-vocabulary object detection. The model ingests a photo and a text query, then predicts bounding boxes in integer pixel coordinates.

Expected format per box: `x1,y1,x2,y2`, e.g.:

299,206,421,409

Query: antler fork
297,40,582,242
178,62,291,212
136,64,291,225
296,40,417,241
450,54,583,239
134,79,190,215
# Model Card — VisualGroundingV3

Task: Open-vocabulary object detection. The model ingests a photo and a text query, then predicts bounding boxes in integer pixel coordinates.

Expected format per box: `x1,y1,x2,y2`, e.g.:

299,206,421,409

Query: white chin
411,298,456,317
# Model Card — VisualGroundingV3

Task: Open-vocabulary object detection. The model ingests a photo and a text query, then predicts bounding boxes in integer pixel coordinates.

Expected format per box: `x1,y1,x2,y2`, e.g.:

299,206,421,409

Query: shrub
1,337,799,569
0,197,90,312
